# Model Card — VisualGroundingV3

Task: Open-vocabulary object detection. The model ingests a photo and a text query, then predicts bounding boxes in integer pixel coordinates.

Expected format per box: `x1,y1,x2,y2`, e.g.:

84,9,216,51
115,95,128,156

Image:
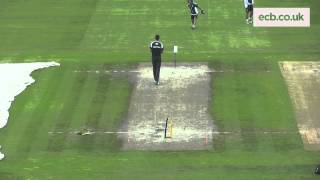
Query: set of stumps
164,117,173,139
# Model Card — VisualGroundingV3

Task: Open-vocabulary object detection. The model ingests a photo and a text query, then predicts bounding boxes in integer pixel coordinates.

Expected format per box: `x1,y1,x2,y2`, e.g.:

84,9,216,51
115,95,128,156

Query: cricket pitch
280,61,320,151
120,63,216,151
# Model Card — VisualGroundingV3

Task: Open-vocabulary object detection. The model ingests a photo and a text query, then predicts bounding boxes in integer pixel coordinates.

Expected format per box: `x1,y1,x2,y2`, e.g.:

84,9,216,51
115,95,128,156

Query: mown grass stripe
30,65,79,153
218,73,242,151
46,71,89,152
63,67,100,151
77,73,110,152
211,74,226,152
235,74,257,152
95,78,131,151
14,67,65,159
249,79,275,153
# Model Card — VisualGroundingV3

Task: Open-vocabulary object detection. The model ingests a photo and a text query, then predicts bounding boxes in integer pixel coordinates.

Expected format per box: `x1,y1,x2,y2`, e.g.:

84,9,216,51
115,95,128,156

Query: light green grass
0,0,319,62
0,0,320,179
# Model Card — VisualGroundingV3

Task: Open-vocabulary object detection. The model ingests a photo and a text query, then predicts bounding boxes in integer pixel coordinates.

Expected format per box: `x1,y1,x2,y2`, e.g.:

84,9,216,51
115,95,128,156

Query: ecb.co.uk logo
253,8,310,27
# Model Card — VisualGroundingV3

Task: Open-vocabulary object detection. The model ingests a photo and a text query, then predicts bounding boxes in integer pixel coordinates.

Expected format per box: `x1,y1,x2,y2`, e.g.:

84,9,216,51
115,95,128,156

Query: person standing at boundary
150,34,164,85
244,0,254,24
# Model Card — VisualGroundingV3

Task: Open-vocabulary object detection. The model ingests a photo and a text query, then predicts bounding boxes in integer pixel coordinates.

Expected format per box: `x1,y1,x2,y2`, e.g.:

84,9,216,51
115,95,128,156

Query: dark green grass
211,61,302,152
0,0,320,179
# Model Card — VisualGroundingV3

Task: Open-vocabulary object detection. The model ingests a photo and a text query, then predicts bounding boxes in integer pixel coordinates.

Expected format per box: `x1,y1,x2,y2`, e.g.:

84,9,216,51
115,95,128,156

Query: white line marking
73,70,236,73
48,131,299,135
73,70,272,74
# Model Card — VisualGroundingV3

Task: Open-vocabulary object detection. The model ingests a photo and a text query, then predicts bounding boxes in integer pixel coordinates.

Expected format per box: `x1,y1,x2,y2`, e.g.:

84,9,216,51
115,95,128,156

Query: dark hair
155,34,160,40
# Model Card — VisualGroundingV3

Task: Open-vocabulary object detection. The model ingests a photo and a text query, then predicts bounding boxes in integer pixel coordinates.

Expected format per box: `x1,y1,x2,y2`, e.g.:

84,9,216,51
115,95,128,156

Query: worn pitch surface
121,63,215,150
280,61,320,150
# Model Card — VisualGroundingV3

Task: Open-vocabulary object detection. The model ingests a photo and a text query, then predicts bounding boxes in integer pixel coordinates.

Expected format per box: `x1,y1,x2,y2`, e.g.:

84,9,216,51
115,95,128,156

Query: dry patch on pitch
280,61,320,150
120,63,216,151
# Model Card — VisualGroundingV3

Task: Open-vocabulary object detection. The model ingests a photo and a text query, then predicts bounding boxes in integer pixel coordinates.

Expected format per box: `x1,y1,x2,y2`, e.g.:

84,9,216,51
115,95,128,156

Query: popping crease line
72,70,261,73
73,69,272,74
48,130,299,135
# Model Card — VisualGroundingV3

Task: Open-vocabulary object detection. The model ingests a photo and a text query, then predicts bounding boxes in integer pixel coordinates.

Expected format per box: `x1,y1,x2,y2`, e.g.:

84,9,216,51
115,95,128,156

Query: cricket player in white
244,0,254,24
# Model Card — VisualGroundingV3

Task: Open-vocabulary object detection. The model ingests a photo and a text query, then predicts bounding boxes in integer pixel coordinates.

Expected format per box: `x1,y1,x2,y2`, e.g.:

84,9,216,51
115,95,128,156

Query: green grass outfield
0,0,320,179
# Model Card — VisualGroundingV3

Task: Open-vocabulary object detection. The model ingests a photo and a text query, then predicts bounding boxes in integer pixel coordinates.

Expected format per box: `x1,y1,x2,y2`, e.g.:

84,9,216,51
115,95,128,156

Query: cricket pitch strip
280,61,320,151
120,63,216,151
